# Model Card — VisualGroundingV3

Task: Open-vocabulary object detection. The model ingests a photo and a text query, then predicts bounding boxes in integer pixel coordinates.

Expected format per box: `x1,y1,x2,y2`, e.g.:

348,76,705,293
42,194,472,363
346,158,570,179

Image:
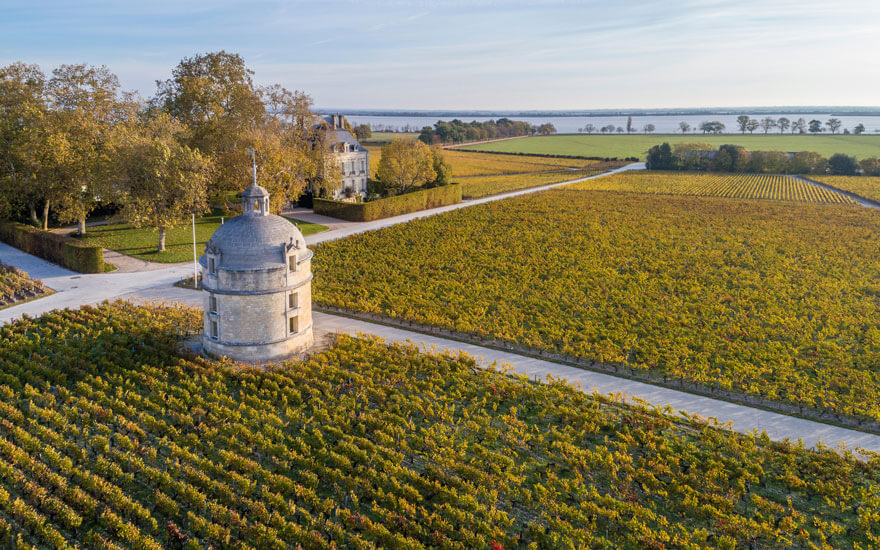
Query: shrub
313,184,461,222
828,153,859,176
0,222,104,273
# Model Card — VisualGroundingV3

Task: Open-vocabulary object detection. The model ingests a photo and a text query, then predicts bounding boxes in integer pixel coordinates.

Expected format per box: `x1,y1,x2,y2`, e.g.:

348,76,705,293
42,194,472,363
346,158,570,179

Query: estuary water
344,114,880,134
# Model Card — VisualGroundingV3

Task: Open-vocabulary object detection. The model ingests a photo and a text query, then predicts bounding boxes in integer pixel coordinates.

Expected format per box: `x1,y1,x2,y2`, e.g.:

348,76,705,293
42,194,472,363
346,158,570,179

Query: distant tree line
418,118,554,145
646,142,872,176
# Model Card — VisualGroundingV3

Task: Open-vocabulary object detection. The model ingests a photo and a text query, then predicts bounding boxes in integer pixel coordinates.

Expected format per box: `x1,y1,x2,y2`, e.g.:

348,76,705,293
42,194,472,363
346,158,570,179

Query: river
342,114,880,135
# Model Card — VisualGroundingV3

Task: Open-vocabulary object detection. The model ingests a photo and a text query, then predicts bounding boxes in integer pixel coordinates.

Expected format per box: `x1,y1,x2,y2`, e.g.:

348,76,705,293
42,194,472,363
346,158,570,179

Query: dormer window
209,257,216,274
288,254,296,272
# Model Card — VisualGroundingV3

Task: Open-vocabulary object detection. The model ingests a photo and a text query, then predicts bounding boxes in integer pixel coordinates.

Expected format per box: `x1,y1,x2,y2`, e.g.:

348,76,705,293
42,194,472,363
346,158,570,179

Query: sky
2,0,880,111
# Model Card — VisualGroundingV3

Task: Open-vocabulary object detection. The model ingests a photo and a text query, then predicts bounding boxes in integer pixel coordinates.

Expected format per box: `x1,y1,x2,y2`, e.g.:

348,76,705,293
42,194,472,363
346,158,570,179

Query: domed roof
241,184,269,199
203,213,305,270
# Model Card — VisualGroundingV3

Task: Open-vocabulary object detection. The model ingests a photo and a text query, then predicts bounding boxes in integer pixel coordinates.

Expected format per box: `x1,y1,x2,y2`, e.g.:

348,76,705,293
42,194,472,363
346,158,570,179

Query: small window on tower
289,254,296,272
211,320,219,339
289,292,298,309
289,316,299,334
209,295,217,313
209,257,216,274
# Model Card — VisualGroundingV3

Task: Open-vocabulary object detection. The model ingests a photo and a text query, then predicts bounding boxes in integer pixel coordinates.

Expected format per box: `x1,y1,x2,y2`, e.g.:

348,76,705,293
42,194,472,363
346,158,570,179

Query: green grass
80,215,329,263
463,133,880,160
360,131,418,145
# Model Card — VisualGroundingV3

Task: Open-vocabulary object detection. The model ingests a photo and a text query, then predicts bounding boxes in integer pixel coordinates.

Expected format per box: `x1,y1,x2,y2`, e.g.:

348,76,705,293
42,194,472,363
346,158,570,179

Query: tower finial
247,148,257,186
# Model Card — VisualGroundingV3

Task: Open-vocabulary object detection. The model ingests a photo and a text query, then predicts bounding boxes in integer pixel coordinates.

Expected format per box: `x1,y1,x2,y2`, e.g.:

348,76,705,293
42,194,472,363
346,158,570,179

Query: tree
643,124,655,134
808,120,823,134
736,115,751,134
376,138,436,194
789,151,827,174
827,153,858,175
854,123,866,135
645,143,675,170
859,157,880,176
760,117,776,134
582,123,596,134
429,148,451,187
679,121,691,134
353,124,372,141
626,116,633,133
154,51,267,199
793,118,806,134
777,117,790,134
825,118,842,134
537,123,556,136
0,62,48,225
746,119,759,134
699,121,724,134
713,144,749,172
615,126,624,134
46,63,124,235
112,113,211,252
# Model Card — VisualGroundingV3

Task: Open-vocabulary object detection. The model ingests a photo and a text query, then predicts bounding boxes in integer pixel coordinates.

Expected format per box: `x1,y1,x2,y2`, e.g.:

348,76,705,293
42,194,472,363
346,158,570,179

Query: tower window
209,295,217,313
289,316,299,334
289,292,298,309
211,320,219,339
289,254,296,272
209,257,216,274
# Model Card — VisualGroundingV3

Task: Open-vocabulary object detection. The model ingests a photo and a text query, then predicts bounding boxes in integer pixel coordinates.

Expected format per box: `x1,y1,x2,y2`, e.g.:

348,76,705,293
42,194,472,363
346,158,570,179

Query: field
568,172,856,204
314,189,880,422
1,303,879,548
812,176,880,203
0,263,48,309
463,133,880,160
365,146,622,198
79,216,328,264
458,169,602,199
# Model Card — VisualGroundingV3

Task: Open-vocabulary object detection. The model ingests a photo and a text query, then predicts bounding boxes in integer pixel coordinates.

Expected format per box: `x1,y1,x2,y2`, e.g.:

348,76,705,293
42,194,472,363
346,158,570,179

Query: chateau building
200,184,313,362
318,114,369,199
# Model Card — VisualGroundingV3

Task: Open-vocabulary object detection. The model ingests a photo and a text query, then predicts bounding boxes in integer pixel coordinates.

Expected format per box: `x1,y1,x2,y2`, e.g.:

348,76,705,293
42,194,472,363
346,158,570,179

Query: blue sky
3,0,880,110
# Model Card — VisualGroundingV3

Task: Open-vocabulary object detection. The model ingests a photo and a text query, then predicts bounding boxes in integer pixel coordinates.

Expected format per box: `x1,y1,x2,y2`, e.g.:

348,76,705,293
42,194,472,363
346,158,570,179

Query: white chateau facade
200,184,313,362
320,114,369,199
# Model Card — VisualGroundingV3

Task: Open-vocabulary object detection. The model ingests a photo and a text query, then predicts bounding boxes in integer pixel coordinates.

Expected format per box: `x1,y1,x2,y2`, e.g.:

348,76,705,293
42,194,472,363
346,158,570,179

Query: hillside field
463,133,880,160
313,186,880,422
1,302,879,548
568,172,855,204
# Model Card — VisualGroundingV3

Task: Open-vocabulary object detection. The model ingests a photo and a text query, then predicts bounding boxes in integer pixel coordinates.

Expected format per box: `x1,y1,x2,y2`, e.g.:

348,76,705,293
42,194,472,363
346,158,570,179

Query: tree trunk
158,227,166,252
78,218,86,236
42,202,49,231
28,204,38,226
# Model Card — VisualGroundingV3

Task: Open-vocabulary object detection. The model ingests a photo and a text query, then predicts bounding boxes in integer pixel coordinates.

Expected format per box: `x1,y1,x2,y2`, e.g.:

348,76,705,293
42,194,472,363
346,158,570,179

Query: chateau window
288,254,296,272
288,292,298,309
211,320,219,339
209,257,216,274
289,316,299,334
209,295,217,313
253,201,260,212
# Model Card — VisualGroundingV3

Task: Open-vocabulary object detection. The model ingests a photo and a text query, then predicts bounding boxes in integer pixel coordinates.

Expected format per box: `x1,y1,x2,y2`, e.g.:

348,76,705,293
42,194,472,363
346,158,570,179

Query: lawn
80,215,328,263
314,188,880,421
463,133,880,160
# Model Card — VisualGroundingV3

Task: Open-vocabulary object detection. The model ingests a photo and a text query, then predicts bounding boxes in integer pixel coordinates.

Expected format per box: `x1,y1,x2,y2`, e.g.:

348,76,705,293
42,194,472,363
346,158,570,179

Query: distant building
316,114,370,199
200,183,313,363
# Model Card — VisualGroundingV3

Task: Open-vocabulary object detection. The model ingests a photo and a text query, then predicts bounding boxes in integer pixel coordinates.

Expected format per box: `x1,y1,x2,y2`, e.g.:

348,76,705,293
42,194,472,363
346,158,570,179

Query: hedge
313,184,462,222
0,222,104,273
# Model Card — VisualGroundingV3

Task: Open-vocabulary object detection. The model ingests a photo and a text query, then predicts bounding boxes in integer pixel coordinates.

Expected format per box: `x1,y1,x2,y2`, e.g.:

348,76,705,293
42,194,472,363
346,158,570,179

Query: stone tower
200,184,313,362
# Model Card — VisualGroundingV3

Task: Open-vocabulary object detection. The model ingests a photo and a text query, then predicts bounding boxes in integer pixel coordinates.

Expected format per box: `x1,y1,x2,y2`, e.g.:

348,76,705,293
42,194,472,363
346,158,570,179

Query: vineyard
458,169,606,199
811,176,880,203
0,262,48,309
1,302,880,548
313,189,880,422
567,172,856,204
